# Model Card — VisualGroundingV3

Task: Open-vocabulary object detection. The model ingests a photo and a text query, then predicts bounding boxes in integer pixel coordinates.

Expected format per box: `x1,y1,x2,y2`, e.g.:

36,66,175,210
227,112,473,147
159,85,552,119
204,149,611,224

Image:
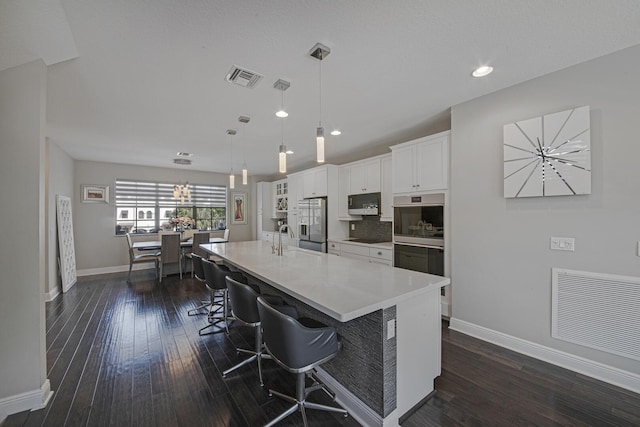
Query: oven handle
394,243,444,250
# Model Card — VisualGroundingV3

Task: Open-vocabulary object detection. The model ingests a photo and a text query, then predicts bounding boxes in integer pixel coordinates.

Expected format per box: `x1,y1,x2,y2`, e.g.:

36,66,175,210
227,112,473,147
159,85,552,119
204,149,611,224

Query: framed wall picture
231,192,247,224
82,185,110,203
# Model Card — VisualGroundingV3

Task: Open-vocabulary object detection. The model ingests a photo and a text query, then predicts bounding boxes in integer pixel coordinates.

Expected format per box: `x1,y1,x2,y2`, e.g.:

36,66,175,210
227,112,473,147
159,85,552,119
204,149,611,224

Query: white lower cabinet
369,247,393,266
328,241,341,256
331,241,393,266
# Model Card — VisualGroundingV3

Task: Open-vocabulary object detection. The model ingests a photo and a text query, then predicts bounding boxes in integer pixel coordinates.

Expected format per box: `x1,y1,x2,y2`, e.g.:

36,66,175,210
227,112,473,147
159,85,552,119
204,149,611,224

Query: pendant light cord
318,56,323,127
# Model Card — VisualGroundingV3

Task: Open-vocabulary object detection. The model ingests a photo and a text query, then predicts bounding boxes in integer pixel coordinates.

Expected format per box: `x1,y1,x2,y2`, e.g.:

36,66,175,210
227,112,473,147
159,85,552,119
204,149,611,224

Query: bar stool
256,296,348,426
199,258,245,336
187,254,211,316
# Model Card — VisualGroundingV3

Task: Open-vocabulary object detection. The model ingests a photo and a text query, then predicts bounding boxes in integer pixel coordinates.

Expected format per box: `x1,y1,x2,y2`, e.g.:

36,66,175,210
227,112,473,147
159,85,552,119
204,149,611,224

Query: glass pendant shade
279,144,287,173
242,163,248,185
316,127,325,163
229,172,235,189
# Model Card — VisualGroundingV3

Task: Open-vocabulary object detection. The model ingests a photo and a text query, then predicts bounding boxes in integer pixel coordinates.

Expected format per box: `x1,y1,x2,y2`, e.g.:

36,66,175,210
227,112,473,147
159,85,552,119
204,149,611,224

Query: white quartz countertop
201,240,449,322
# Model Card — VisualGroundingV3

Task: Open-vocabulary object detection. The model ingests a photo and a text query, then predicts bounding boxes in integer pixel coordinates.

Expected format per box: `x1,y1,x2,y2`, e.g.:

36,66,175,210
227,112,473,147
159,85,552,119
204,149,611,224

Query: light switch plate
550,237,575,251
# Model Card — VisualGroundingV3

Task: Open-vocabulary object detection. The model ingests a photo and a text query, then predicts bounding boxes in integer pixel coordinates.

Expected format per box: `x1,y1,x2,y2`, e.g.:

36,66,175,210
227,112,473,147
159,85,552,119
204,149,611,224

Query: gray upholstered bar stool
187,253,212,316
256,296,348,426
223,276,298,385
224,277,271,385
199,258,246,336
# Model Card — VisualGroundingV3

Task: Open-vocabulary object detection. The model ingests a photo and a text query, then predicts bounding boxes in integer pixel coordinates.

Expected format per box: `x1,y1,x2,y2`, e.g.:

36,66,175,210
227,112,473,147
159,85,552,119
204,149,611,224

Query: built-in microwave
348,192,380,216
393,193,444,247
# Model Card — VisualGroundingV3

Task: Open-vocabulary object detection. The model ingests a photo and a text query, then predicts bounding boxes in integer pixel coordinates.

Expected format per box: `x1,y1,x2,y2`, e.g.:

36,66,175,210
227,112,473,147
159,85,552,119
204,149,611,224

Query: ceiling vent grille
225,65,263,89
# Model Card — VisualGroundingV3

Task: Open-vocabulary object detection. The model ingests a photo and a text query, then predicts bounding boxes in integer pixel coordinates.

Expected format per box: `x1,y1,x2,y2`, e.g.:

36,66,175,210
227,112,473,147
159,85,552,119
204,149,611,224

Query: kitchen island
201,240,449,427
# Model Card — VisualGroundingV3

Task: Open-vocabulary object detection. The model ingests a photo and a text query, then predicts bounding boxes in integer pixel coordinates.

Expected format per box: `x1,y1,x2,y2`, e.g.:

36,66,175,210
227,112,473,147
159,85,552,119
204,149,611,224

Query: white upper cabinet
391,131,449,194
349,158,381,195
303,167,328,198
380,155,393,222
272,179,288,215
338,166,351,219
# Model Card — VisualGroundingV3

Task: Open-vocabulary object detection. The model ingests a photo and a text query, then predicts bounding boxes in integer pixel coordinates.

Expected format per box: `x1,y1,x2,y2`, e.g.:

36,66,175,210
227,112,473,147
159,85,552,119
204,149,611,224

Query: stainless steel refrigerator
298,198,327,252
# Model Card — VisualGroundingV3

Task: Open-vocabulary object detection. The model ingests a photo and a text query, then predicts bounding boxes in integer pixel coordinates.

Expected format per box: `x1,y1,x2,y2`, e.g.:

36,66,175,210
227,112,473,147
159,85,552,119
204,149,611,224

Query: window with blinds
114,179,227,235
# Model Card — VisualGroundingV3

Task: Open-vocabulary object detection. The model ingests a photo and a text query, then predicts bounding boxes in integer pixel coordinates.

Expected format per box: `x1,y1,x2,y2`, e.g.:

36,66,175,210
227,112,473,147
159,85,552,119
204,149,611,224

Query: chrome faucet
274,223,295,256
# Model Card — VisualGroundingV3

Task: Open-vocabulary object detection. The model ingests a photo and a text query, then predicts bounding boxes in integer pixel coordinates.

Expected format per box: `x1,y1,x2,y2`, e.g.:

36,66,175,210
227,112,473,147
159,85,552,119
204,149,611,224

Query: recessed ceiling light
286,149,294,155
330,130,341,136
472,65,493,77
275,110,288,118
176,152,193,157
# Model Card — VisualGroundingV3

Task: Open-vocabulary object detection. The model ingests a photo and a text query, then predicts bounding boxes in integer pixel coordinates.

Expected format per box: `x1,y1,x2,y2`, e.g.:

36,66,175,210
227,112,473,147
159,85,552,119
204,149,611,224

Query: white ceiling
5,1,640,178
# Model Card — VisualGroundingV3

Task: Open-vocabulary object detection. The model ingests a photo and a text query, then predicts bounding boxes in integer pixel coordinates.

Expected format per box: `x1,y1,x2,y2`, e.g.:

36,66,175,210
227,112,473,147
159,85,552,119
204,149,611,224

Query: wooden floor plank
6,271,640,426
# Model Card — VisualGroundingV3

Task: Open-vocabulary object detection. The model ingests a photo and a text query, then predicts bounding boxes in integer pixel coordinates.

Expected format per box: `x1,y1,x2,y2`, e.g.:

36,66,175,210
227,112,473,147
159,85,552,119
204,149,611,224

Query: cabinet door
349,163,366,195
349,160,381,194
338,166,351,218
392,145,416,194
416,136,448,190
287,173,301,213
364,159,381,193
303,168,328,198
314,168,328,197
380,156,393,221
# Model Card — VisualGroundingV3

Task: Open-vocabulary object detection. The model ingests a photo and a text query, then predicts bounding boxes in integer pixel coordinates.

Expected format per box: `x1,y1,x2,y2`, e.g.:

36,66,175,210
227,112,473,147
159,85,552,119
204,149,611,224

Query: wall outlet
351,224,355,231
550,237,575,251
387,319,396,339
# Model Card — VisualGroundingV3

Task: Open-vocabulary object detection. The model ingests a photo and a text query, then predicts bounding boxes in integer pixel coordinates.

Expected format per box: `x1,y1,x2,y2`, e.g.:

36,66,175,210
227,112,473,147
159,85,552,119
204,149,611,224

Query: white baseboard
314,367,399,427
45,286,60,302
0,379,53,422
449,318,640,394
76,263,154,277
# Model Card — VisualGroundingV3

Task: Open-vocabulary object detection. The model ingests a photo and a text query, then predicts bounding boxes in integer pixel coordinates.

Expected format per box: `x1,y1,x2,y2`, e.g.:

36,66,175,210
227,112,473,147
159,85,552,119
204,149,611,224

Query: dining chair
126,232,160,282
223,228,230,241
159,233,182,282
184,232,210,277
182,229,197,241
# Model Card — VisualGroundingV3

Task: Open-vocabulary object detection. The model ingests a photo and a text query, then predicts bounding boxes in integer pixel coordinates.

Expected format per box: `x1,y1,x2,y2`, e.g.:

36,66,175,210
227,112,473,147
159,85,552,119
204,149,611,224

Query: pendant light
310,43,330,163
238,116,250,185
274,79,290,174
227,129,236,189
242,161,248,185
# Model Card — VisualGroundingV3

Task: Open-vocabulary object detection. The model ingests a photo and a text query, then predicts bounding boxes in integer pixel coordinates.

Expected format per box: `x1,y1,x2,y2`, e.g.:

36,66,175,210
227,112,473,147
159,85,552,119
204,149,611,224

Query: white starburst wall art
503,106,591,198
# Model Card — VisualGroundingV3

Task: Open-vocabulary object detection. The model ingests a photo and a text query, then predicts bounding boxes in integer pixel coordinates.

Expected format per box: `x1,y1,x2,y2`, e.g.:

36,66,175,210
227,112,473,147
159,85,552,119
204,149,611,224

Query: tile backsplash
349,216,392,241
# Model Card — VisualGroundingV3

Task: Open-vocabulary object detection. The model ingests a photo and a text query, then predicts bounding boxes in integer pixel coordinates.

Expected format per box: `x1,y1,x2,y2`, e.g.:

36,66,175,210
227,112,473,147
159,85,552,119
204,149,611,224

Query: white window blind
115,179,226,207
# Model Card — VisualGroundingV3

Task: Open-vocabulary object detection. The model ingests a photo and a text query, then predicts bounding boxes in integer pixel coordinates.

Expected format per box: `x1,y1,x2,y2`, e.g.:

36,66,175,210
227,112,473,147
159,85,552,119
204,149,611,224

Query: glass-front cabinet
273,179,288,214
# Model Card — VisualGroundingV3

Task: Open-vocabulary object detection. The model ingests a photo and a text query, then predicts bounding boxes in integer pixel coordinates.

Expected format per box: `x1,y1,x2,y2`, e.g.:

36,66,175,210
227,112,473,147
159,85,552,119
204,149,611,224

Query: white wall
0,60,49,419
450,44,640,374
46,140,74,300
72,160,254,272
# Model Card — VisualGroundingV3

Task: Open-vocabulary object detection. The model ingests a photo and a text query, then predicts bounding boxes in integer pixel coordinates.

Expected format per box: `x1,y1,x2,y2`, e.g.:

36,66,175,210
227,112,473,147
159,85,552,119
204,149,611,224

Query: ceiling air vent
225,65,263,89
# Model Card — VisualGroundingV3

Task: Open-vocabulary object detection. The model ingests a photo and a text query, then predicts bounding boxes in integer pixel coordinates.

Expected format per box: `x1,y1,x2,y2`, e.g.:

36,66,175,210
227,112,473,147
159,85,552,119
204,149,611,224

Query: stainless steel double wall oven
393,193,444,276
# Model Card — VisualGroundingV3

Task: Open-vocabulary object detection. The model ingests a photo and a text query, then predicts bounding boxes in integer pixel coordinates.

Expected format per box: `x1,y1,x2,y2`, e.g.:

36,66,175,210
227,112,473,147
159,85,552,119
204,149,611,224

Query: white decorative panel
56,195,77,292
504,106,591,198
552,268,640,361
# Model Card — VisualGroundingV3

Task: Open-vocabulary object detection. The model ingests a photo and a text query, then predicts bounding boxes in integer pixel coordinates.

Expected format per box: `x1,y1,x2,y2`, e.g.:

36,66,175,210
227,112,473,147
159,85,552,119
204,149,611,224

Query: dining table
132,237,227,251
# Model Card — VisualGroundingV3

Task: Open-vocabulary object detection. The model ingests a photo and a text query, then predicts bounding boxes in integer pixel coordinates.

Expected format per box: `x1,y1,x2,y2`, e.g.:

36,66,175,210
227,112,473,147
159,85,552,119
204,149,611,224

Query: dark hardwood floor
4,271,640,426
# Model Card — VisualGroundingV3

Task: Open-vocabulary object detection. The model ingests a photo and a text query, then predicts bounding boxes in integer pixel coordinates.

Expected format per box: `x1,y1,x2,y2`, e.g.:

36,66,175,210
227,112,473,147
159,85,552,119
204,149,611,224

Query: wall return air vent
225,65,263,89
